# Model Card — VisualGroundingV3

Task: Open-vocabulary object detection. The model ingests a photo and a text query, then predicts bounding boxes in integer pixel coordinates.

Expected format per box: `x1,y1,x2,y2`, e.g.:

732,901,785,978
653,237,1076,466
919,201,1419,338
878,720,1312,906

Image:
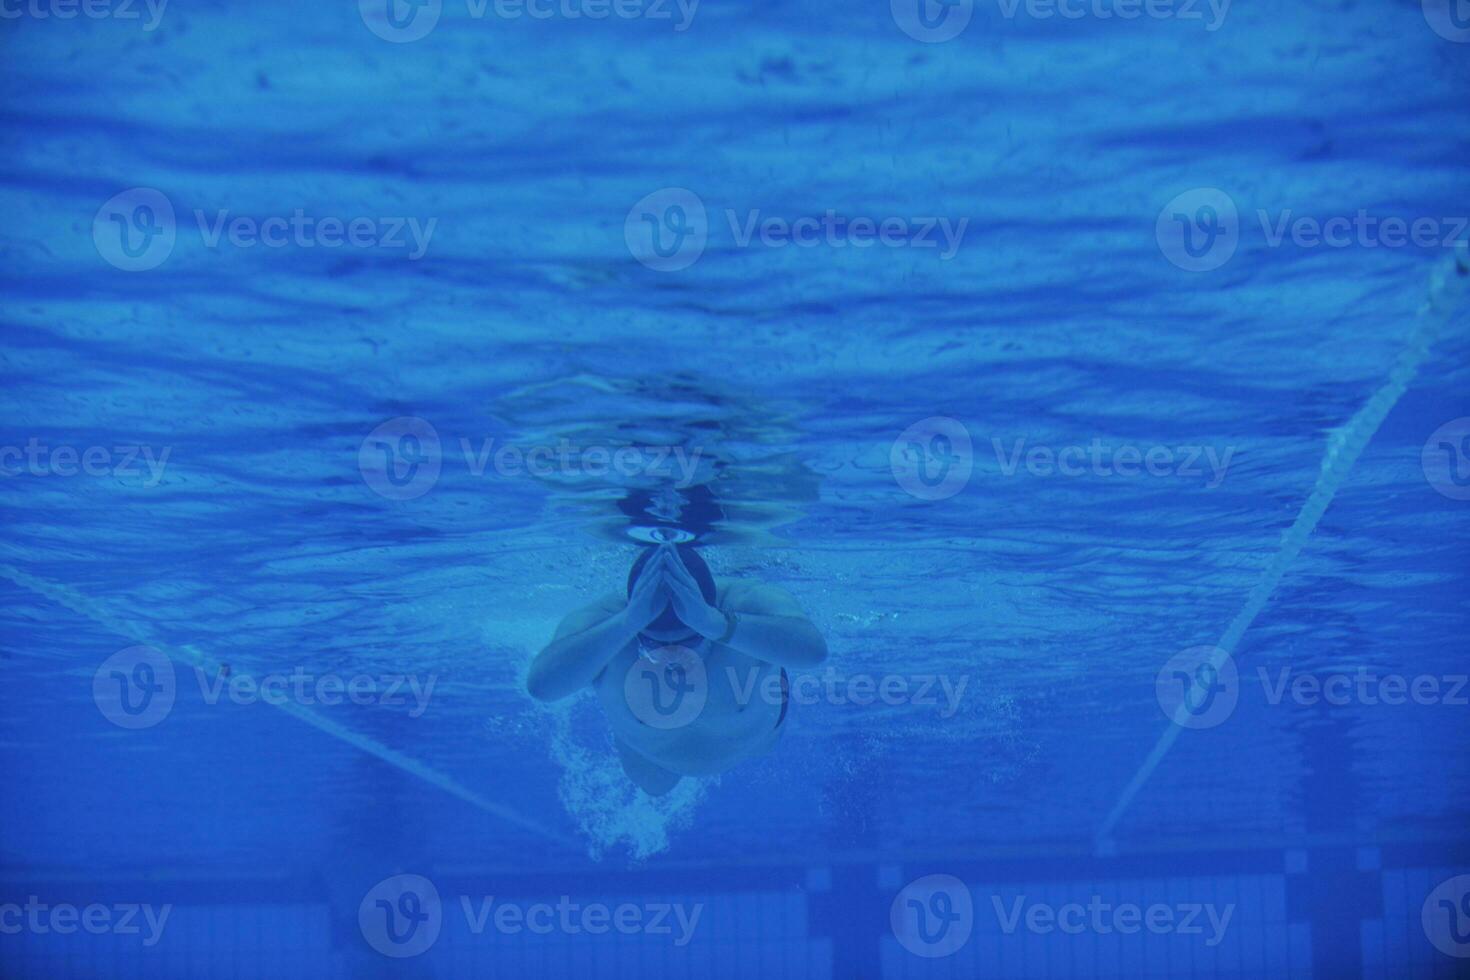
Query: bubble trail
0,560,578,849
1095,245,1470,853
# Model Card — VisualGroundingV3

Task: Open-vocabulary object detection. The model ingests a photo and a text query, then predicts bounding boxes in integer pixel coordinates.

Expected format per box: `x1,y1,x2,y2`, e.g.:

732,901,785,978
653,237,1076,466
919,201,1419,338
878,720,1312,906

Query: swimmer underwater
528,542,826,794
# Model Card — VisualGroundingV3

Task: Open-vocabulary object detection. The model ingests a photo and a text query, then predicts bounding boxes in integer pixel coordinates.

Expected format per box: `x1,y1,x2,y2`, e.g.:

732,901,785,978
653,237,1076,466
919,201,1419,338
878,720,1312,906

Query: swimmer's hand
527,552,670,702
661,544,730,639
623,546,673,631
663,544,828,668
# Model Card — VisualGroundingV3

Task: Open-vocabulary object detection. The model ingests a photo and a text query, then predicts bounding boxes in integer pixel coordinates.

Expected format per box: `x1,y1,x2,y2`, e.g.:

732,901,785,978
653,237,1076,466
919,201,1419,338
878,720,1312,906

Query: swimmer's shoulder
552,593,626,639
716,579,806,616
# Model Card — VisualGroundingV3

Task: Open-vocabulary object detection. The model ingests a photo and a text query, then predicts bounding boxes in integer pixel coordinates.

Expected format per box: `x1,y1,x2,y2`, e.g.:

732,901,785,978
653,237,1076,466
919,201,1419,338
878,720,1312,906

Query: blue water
3,1,1470,977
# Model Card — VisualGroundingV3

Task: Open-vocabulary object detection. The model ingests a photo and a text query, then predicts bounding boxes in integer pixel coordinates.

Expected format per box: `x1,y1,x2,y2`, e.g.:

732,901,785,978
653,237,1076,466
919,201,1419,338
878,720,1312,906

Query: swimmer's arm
718,583,827,669
526,595,636,702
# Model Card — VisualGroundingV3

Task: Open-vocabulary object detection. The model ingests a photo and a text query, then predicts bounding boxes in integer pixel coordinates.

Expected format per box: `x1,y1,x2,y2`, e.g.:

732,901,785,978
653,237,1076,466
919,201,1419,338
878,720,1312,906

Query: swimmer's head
627,544,716,643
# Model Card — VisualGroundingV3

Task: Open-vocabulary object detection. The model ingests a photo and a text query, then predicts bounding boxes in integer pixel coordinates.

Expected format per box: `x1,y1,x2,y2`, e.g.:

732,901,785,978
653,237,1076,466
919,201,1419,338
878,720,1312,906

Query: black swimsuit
775,668,790,729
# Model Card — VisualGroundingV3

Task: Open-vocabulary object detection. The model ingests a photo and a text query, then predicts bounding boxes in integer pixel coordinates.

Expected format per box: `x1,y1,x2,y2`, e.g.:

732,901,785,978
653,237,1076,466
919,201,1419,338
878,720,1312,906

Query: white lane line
1096,245,1470,852
0,561,578,849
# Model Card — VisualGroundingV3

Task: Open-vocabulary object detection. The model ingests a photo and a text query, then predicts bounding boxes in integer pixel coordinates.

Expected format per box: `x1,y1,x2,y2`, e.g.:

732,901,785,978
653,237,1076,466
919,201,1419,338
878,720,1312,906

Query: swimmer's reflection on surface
528,541,826,795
